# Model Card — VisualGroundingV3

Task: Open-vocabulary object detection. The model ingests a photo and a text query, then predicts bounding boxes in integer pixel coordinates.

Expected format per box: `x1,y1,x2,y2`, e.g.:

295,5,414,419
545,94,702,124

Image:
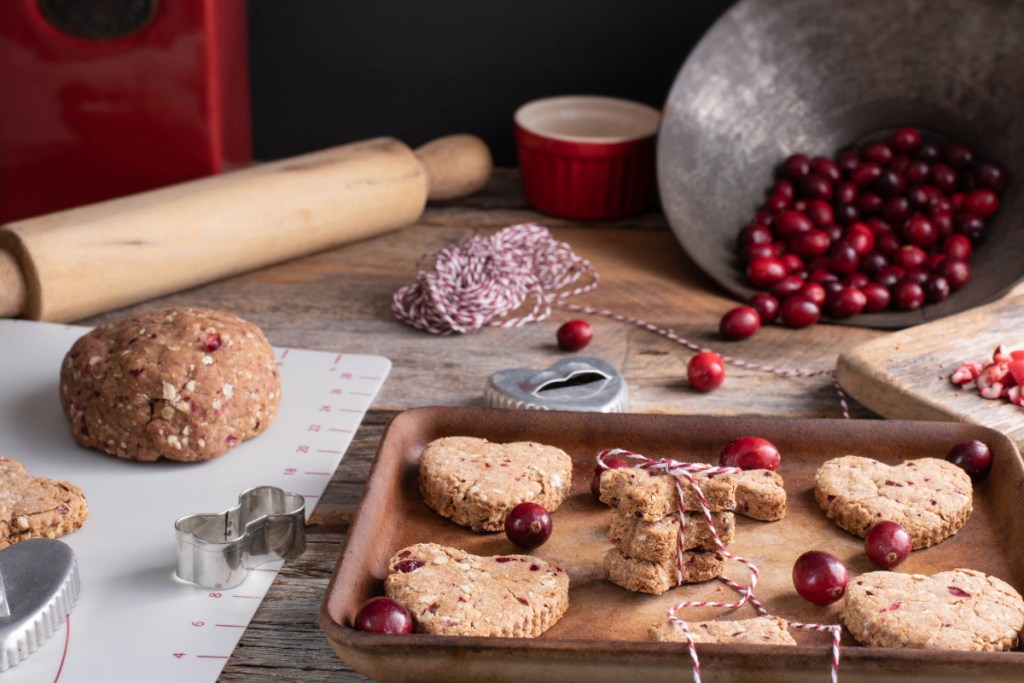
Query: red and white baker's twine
597,449,842,683
391,223,849,417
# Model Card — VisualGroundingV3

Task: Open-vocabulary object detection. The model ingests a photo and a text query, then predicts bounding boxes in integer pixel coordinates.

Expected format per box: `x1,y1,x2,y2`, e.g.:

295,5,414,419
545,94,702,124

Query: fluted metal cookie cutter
484,356,629,412
175,486,307,589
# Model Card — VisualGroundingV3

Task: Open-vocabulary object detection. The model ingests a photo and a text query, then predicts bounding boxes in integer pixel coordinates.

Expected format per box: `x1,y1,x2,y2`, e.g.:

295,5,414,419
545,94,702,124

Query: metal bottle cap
0,539,81,672
484,357,629,412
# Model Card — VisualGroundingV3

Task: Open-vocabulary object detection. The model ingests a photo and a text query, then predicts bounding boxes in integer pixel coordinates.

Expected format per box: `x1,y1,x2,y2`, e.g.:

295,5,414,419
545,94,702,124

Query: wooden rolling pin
0,134,492,322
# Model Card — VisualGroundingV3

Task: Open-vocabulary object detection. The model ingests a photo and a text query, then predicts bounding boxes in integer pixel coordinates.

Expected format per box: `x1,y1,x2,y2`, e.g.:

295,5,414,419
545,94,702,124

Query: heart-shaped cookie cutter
174,486,307,589
484,356,629,412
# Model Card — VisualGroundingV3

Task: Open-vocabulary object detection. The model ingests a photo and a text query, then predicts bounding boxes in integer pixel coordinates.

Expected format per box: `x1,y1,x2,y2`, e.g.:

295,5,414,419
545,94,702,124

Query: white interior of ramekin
515,96,661,143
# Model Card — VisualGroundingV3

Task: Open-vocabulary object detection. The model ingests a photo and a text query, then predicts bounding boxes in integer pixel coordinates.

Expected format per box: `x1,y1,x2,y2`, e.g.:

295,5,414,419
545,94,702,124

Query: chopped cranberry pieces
393,560,424,573
204,332,222,352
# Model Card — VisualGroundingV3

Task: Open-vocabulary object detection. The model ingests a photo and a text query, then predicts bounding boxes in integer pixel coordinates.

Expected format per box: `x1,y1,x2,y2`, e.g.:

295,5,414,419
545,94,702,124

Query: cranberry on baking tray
504,502,552,550
719,436,780,471
792,550,849,605
864,521,913,569
353,596,413,634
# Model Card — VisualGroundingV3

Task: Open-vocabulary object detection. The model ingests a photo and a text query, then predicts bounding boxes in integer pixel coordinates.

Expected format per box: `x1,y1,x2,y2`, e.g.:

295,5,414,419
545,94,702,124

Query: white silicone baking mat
0,319,390,682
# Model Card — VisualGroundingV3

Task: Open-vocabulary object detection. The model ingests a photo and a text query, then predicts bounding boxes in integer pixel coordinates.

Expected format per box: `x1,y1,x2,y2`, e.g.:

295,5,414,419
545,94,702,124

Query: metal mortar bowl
658,0,1023,329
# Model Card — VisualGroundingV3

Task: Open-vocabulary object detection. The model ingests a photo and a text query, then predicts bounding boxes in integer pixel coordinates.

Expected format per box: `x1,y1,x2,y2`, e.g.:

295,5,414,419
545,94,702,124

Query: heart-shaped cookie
418,436,573,531
383,543,570,637
842,569,1024,651
0,458,88,549
815,456,971,549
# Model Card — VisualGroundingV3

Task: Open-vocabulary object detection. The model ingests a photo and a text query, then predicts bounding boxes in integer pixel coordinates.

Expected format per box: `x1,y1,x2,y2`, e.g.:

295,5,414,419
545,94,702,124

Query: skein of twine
392,222,849,416
598,449,842,683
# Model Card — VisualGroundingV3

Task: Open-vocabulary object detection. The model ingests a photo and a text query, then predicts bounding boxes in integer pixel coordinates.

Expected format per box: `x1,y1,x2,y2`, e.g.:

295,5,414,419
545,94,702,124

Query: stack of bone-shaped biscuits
599,467,786,594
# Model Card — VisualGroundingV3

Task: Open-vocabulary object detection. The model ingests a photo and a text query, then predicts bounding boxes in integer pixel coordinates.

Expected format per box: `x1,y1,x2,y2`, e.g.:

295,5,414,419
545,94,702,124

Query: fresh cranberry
874,265,905,288
771,275,806,300
770,179,795,199
946,439,992,480
719,436,781,471
962,189,999,218
940,259,971,289
954,212,986,243
882,196,912,223
891,155,912,174
903,215,938,247
796,282,826,306
780,297,821,328
556,320,593,352
828,241,860,274
942,234,972,261
862,142,893,165
902,267,930,286
859,251,888,275
747,292,780,324
738,223,773,247
591,457,628,500
792,551,848,605
865,521,913,569
851,162,883,187
894,245,927,270
974,161,1007,192
808,268,838,284
826,287,867,319
800,174,832,200
505,502,552,550
944,143,974,169
810,156,842,182
720,306,762,340
865,217,892,235
835,181,859,204
844,223,875,255
892,280,925,310
836,149,861,173
875,169,907,198
744,243,776,261
747,256,788,288
915,142,941,162
763,194,790,213
926,275,951,303
790,229,831,258
781,254,805,274
354,597,414,634
905,160,930,185
890,127,921,152
930,210,954,239
688,352,726,392
804,200,834,227
930,163,958,193
926,253,947,272
833,203,860,226
856,192,883,216
781,154,812,180
861,282,891,312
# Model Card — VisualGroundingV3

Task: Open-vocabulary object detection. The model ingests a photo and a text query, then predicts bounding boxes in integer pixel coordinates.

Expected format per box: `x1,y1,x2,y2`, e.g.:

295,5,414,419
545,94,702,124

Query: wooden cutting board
836,286,1024,453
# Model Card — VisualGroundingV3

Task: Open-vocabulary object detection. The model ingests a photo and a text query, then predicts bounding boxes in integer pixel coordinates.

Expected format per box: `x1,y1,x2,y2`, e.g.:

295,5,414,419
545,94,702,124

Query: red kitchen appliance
0,0,251,223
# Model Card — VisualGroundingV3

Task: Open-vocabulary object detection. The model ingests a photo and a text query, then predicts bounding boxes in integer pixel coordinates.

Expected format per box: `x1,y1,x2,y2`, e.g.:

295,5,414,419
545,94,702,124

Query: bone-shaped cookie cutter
174,486,307,589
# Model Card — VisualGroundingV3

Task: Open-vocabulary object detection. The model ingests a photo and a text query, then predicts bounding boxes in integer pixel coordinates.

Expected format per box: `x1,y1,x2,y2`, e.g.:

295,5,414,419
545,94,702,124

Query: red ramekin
514,95,661,221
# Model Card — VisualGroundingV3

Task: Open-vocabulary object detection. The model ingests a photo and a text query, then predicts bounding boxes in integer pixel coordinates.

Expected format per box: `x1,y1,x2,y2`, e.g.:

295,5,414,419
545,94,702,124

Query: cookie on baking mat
608,509,734,562
383,543,569,637
418,436,572,532
0,457,87,548
603,547,724,595
814,455,972,549
842,569,1024,651
731,469,786,521
649,615,797,645
598,468,737,521
59,307,281,462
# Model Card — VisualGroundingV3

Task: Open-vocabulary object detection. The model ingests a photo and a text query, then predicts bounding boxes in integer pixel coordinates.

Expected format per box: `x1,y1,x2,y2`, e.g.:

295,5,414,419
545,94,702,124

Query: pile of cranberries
724,126,1008,339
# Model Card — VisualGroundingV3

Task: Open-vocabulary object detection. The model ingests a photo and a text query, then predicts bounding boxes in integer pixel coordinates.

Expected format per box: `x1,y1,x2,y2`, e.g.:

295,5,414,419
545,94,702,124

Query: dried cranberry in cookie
59,307,281,462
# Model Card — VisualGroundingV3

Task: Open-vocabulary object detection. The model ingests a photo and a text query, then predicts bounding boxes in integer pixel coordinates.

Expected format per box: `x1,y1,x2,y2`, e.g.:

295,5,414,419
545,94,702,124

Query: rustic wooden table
82,168,887,682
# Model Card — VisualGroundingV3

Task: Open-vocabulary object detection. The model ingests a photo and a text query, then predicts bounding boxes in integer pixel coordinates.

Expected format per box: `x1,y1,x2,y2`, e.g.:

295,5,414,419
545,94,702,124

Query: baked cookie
732,469,786,521
608,509,733,561
603,547,724,594
0,457,87,548
815,456,972,549
599,468,736,521
383,543,570,637
842,569,1024,651
418,436,573,532
649,615,797,645
60,307,280,462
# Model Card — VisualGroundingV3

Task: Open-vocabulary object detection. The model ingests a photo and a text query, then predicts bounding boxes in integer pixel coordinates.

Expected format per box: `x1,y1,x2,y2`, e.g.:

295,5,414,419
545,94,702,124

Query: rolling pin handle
0,250,27,318
415,134,493,201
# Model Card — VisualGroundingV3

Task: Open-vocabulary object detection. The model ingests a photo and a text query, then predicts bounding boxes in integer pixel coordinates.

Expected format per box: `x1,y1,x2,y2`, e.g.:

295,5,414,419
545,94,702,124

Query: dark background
248,0,737,165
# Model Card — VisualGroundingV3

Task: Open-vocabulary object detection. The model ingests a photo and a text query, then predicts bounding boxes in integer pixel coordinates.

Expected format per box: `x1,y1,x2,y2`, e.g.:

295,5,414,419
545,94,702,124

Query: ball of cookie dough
59,307,281,462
